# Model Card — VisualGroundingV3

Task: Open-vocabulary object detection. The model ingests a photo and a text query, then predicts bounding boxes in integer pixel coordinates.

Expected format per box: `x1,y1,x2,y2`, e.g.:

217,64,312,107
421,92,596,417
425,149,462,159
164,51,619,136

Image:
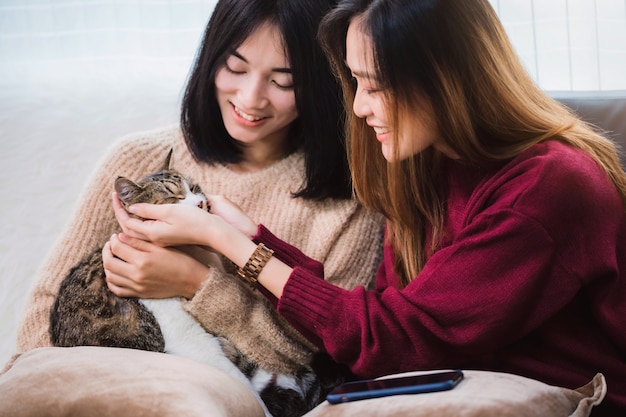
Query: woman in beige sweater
16,0,384,377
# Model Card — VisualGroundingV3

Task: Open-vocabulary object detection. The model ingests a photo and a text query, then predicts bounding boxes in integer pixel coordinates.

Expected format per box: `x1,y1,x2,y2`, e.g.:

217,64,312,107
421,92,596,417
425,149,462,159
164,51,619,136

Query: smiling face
345,17,442,162
214,22,298,158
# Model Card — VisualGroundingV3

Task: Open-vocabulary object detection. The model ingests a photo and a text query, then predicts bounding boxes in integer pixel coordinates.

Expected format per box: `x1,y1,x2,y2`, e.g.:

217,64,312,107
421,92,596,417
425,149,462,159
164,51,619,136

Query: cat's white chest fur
139,298,272,417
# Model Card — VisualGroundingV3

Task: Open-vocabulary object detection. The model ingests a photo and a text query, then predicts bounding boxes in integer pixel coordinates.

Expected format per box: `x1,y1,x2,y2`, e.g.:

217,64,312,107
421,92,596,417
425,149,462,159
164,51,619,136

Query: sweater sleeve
277,210,565,377
16,129,177,353
183,208,385,374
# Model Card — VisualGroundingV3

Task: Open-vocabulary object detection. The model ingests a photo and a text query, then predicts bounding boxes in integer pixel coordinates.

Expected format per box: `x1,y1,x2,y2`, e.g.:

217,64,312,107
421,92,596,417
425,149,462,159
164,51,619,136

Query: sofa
553,90,626,166
0,91,624,416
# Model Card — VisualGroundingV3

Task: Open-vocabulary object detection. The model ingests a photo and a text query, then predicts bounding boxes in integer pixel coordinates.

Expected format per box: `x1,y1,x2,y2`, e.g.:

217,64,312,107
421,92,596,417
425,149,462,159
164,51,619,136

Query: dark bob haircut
181,0,350,200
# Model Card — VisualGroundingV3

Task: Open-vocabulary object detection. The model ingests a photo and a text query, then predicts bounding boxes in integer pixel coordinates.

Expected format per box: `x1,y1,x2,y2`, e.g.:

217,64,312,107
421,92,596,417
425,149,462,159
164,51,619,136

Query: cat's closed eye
163,182,183,197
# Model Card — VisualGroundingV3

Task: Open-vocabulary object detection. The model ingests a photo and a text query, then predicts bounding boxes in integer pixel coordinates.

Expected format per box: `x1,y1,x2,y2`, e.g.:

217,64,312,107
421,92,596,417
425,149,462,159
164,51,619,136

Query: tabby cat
49,149,343,417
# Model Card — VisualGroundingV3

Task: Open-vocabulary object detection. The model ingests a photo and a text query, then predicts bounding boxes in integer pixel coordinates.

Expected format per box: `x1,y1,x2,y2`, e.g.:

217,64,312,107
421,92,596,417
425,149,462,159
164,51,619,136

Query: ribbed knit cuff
276,267,347,349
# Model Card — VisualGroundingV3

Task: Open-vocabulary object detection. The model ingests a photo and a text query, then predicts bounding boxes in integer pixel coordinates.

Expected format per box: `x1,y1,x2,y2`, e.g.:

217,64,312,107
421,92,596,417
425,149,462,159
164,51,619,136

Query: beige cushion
0,347,607,417
304,370,606,417
0,346,265,417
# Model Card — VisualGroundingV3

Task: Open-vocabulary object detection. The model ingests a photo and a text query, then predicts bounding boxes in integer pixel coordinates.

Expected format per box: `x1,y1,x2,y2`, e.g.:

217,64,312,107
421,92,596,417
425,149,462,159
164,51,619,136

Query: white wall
489,0,626,90
1,0,624,90
0,0,217,81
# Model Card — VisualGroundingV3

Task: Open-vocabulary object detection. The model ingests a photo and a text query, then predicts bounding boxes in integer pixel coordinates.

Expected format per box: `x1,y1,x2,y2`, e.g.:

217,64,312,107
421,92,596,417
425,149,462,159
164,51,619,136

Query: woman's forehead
345,19,378,79
233,22,290,69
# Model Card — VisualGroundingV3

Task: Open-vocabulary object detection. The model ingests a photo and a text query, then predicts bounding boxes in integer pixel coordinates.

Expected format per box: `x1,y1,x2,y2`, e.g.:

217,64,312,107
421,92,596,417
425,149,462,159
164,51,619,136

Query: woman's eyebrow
229,49,292,74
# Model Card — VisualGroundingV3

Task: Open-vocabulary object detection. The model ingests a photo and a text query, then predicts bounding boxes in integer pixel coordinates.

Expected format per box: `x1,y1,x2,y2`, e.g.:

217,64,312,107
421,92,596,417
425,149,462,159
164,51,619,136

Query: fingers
124,203,174,242
112,192,149,239
116,199,214,247
105,279,138,298
107,233,143,262
127,202,167,221
112,192,125,214
102,239,141,297
206,194,257,238
102,234,159,294
112,193,131,233
206,194,237,215
104,267,141,297
117,232,154,252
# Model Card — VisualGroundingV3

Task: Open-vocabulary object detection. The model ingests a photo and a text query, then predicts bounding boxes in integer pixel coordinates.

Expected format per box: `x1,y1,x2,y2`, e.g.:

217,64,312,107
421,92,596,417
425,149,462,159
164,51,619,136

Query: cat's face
114,150,207,215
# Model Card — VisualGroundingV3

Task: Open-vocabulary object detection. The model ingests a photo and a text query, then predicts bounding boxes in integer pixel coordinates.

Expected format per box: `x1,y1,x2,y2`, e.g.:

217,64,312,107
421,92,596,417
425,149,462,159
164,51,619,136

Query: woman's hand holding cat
103,233,208,299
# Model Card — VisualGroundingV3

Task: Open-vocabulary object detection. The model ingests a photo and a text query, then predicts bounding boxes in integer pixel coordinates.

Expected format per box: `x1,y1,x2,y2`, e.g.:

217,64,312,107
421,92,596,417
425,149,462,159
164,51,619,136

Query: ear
114,177,144,207
161,148,174,171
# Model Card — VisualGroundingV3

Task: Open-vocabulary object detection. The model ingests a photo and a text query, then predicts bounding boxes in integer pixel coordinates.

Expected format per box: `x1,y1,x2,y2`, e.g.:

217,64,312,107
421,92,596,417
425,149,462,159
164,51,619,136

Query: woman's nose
352,87,370,119
238,75,268,109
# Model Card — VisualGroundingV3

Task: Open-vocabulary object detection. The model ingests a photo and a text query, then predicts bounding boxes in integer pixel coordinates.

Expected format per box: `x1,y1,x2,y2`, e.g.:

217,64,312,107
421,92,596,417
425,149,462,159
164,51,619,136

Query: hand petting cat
112,191,215,247
104,193,213,299
112,192,261,269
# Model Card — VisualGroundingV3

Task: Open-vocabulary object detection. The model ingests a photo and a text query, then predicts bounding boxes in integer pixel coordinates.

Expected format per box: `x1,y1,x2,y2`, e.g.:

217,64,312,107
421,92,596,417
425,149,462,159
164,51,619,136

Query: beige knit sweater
16,125,385,374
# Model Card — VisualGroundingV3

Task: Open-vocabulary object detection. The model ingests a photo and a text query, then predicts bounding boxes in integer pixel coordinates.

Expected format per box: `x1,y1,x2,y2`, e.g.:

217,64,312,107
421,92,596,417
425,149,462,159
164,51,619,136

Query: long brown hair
319,0,626,287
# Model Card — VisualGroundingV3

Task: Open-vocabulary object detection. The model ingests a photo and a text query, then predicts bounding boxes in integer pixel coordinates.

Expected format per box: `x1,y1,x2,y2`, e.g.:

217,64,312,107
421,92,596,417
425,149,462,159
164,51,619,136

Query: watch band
236,243,274,285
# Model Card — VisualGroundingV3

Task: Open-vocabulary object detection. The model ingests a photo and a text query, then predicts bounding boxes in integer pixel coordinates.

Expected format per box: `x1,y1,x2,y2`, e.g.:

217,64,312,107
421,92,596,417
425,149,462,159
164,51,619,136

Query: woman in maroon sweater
113,0,626,414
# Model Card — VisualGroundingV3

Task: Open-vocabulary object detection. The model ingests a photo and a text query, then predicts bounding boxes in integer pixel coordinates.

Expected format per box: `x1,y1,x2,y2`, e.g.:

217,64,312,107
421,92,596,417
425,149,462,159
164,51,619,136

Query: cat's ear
114,177,144,207
161,148,174,171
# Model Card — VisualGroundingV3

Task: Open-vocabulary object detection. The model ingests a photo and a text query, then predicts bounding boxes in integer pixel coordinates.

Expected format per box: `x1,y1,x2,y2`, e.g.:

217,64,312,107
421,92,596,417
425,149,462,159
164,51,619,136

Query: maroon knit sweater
257,140,626,414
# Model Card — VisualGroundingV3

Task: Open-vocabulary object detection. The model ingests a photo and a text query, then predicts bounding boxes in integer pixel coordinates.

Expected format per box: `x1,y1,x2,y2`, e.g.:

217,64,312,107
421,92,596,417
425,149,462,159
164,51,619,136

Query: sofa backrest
552,91,626,166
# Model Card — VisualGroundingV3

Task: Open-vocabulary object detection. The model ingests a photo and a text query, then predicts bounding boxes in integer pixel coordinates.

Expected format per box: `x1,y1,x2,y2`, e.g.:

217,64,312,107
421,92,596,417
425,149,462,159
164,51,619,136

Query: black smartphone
326,370,464,404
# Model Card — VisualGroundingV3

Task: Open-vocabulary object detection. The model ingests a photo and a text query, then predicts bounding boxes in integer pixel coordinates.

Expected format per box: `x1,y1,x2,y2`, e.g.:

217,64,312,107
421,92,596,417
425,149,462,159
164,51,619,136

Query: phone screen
327,370,464,404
